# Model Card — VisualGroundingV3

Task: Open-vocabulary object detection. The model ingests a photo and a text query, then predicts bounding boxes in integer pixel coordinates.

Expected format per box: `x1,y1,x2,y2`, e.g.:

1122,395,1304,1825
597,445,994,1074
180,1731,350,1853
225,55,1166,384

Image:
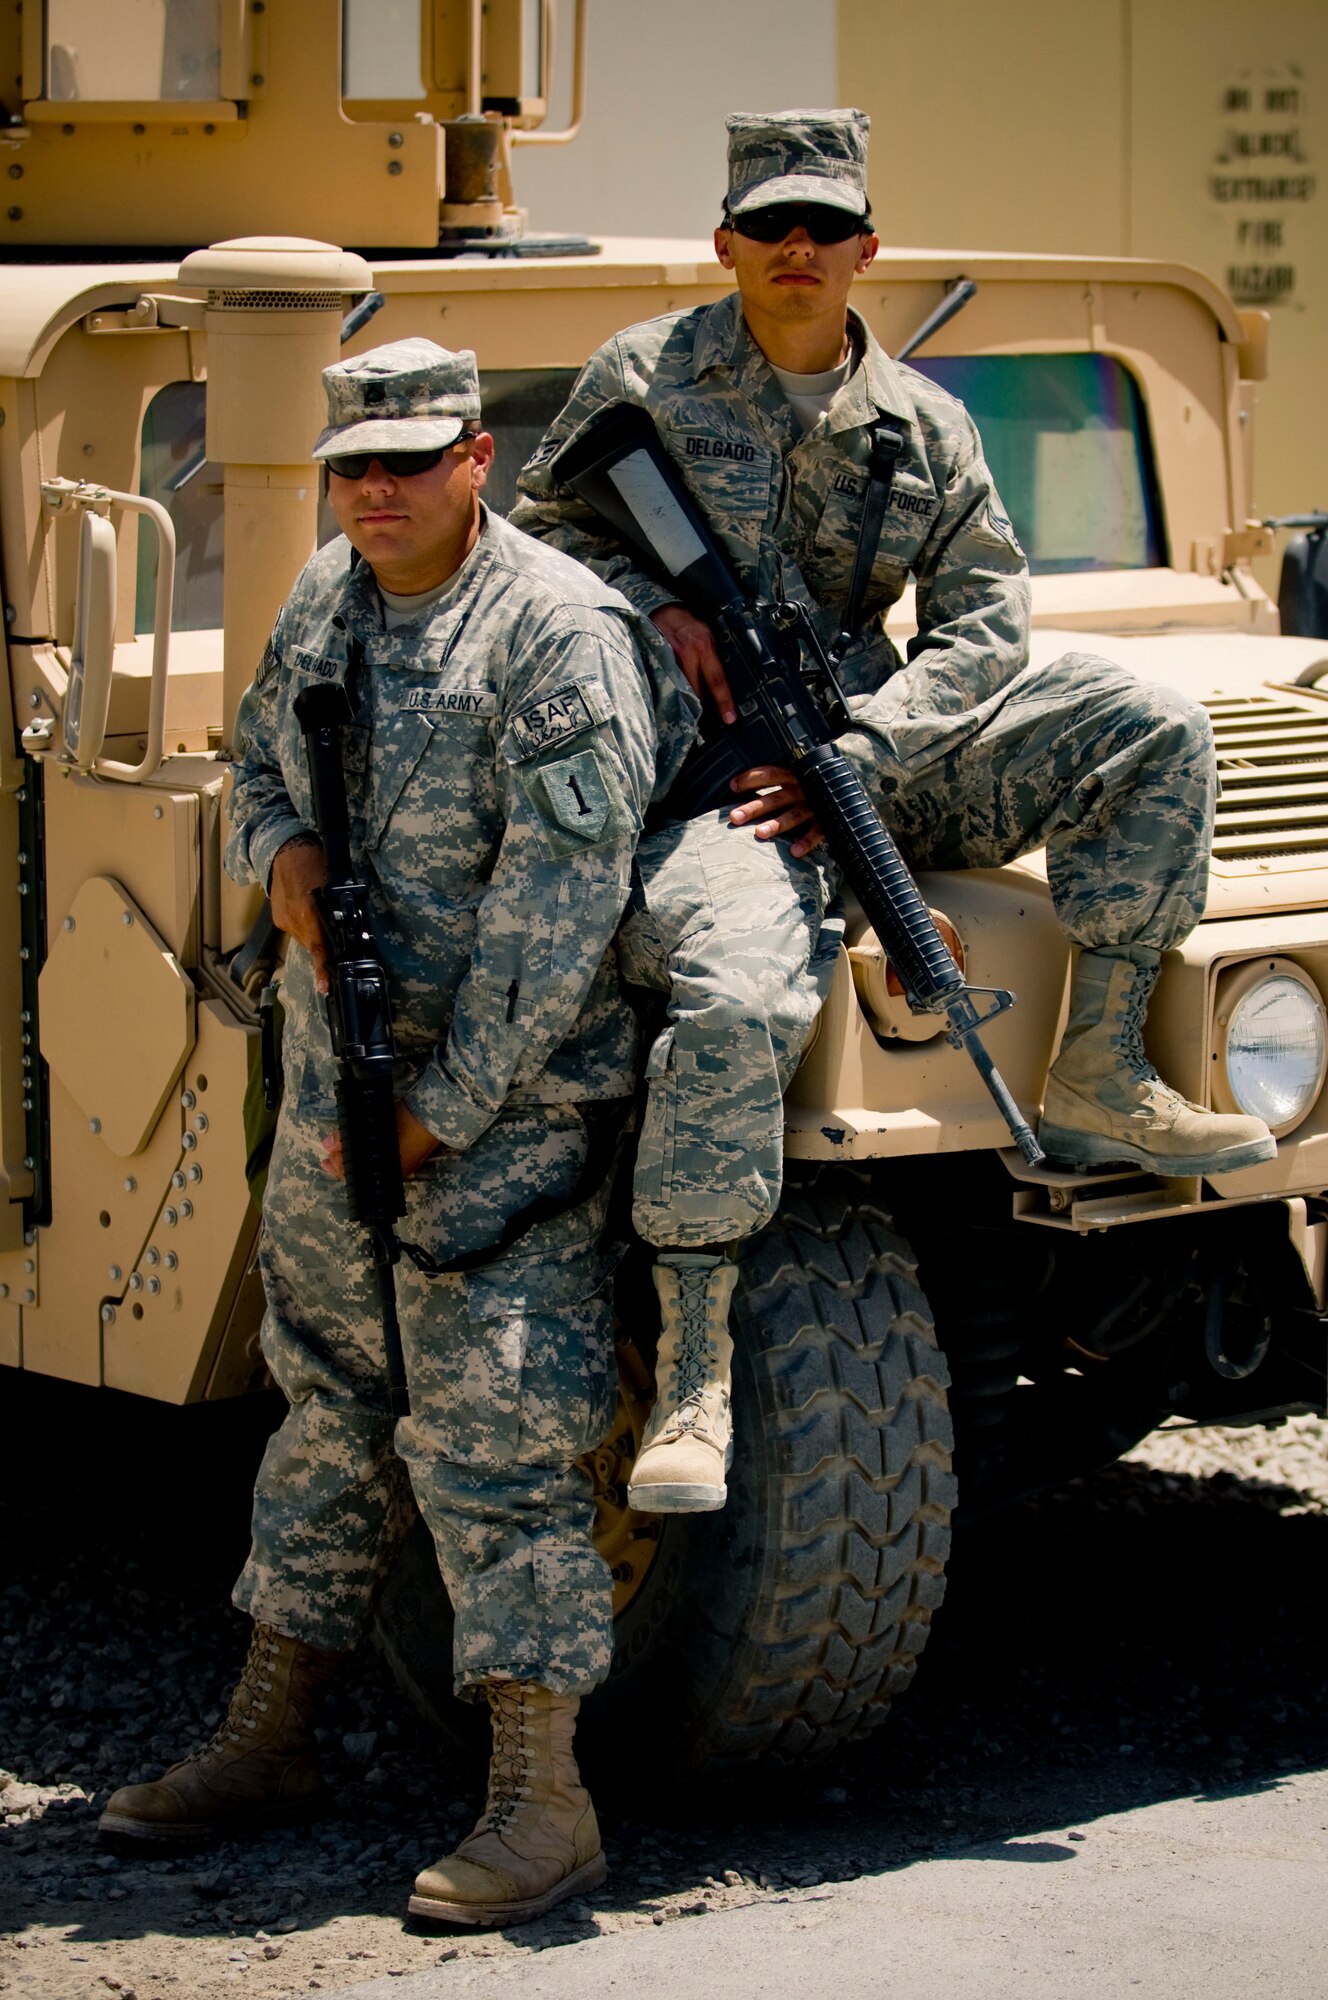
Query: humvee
2,0,1325,1775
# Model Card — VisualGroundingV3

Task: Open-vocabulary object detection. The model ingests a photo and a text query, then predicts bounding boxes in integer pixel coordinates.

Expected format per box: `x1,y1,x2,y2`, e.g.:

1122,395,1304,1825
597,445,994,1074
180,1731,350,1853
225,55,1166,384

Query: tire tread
712,1167,955,1762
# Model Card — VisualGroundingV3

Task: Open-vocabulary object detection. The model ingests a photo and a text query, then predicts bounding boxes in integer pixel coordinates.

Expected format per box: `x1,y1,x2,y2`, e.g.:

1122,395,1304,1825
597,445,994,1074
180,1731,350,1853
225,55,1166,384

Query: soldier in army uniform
512,109,1277,1513
99,340,686,1927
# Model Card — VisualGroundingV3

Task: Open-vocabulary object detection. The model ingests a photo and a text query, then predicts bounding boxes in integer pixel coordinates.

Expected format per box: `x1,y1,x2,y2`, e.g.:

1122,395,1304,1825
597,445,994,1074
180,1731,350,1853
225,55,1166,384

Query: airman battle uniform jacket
510,289,1032,791
225,506,685,1154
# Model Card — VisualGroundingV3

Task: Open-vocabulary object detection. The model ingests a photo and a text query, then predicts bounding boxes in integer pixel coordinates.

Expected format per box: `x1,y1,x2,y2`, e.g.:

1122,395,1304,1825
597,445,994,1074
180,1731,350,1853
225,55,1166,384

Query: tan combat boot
1040,945,1277,1176
626,1252,737,1514
408,1682,605,1927
97,1622,341,1845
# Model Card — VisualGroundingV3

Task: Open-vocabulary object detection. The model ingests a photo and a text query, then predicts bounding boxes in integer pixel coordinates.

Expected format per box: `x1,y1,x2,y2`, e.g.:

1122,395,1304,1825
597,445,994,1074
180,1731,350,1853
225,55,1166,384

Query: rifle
293,682,412,1417
551,403,1045,1167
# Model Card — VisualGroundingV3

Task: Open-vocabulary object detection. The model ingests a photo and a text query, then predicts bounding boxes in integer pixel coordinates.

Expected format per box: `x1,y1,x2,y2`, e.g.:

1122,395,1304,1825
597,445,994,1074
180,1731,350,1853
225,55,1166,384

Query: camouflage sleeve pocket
517,735,640,858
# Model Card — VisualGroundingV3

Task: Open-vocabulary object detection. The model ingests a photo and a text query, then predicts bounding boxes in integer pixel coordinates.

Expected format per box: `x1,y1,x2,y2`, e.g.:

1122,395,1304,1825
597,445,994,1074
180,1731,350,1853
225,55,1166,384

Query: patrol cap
724,108,871,219
312,337,482,460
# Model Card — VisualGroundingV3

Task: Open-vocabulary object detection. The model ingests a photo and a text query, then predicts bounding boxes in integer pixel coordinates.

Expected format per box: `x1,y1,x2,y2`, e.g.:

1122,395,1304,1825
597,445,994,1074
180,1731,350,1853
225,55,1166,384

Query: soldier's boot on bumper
1040,945,1277,1175
97,1622,341,1845
627,1252,737,1514
409,1682,605,1927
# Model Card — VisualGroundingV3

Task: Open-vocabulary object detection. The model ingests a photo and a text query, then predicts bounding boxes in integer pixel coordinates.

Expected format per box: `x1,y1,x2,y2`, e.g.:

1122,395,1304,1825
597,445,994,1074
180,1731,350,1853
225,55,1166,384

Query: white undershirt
770,352,856,433
378,570,464,630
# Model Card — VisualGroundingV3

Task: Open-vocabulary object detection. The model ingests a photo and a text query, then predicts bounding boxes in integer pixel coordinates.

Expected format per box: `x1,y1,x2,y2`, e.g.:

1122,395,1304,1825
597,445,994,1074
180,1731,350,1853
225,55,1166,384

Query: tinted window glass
136,380,222,633
138,370,578,632
908,354,1166,574
475,369,578,517
46,0,222,101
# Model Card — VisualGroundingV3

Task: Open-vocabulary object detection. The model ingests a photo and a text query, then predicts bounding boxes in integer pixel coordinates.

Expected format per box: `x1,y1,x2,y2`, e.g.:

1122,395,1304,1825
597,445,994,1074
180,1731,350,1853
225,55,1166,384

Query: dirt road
2,1374,1325,2000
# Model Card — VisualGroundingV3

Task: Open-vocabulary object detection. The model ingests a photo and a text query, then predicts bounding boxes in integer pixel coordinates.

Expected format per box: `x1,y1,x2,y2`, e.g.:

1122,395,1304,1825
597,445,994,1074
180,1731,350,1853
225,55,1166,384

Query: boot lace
664,1270,720,1435
200,1625,279,1756
476,1684,533,1833
1119,967,1160,1081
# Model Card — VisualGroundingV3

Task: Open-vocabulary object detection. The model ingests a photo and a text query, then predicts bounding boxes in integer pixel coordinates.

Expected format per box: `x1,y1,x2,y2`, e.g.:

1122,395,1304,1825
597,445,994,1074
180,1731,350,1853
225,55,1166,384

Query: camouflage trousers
619,651,1214,1249
233,1058,619,1699
617,816,840,1249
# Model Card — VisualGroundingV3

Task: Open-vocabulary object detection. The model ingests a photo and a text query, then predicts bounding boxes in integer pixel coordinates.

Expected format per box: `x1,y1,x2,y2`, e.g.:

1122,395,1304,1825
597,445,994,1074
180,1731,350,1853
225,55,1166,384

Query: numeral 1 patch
536,749,610,838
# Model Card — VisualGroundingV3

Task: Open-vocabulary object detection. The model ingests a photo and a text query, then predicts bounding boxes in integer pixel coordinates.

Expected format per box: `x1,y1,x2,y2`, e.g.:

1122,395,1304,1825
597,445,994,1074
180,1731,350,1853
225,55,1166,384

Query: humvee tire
373,1167,955,1776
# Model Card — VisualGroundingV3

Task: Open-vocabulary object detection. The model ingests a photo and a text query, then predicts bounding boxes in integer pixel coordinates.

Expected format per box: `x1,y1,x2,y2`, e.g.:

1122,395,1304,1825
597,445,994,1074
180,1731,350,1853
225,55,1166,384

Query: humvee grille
1208,695,1328,866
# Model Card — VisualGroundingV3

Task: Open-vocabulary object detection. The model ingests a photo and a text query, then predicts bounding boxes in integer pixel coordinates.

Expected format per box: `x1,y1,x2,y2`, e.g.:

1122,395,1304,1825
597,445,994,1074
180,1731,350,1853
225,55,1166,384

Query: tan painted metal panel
0,0,442,250
102,1000,263,1404
0,267,180,381
38,875,194,1158
43,766,199,966
786,864,1069,1160
20,1067,184,1386
0,1298,19,1365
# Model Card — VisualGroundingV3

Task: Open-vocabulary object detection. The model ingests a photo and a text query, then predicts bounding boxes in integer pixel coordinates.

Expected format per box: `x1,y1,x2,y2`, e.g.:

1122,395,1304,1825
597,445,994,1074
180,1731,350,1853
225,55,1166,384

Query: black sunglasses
324,444,460,480
727,202,870,245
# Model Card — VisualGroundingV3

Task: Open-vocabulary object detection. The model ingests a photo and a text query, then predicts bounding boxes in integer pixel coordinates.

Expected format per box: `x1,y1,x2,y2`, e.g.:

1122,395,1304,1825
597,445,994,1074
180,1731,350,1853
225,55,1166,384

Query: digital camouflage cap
313,337,482,460
725,108,871,218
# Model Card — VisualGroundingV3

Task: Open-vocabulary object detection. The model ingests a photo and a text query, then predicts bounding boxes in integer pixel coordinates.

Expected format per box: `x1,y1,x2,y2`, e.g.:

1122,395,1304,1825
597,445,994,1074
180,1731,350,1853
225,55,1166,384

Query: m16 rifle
294,682,412,1417
551,402,1045,1166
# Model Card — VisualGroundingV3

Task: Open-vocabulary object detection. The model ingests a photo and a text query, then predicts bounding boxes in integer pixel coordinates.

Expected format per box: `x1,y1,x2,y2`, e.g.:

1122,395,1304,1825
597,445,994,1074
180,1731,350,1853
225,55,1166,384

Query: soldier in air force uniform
512,108,1275,1514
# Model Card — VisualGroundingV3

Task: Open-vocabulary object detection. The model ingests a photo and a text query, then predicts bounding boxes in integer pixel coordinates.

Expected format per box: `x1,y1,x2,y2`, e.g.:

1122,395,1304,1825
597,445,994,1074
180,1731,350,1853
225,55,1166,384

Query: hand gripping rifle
293,682,413,1416
551,403,1044,1166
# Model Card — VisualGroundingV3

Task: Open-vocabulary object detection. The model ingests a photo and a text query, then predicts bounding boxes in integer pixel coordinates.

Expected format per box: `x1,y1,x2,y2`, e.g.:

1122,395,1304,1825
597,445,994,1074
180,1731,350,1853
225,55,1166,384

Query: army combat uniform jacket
510,288,1033,790
227,505,676,1153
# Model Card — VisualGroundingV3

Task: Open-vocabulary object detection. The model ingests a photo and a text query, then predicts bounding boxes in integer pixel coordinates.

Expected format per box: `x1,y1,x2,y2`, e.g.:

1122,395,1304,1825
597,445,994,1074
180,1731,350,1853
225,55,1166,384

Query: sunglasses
727,203,870,245
324,444,461,480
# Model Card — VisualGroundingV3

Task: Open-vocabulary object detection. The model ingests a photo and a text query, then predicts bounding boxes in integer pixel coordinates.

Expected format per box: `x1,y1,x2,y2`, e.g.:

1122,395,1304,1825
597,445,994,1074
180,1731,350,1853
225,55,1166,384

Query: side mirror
1271,514,1328,640
61,508,118,770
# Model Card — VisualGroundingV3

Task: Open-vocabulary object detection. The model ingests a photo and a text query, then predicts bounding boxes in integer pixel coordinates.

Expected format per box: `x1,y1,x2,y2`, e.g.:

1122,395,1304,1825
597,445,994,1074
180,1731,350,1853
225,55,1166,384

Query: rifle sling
835,420,904,664
655,418,906,823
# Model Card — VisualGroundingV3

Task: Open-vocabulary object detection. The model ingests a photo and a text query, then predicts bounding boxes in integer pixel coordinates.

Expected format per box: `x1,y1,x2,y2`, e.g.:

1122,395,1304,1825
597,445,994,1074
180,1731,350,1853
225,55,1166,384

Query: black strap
835,422,903,663
259,982,285,1113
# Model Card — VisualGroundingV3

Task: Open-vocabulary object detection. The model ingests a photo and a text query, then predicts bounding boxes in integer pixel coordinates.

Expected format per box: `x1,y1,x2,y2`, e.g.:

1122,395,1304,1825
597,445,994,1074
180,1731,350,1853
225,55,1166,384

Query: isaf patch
510,682,599,757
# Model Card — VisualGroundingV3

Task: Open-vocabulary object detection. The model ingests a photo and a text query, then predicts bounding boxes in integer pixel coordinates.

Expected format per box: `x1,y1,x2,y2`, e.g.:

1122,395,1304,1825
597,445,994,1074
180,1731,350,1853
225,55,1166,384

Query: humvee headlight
1213,960,1327,1137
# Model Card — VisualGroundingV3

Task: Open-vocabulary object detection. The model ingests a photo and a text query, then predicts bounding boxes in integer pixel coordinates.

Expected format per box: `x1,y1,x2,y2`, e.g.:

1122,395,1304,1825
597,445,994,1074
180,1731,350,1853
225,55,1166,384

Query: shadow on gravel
3,1363,1326,1956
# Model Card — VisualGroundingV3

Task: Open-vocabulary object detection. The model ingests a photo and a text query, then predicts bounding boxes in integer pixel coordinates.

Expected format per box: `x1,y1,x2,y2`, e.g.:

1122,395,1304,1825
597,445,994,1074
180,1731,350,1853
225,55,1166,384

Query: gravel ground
2,1372,1325,2000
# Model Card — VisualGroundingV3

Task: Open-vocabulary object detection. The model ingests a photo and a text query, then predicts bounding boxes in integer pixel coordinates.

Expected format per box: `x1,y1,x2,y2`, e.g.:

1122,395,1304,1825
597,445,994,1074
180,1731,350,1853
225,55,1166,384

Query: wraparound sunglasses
324,445,455,480
727,203,871,245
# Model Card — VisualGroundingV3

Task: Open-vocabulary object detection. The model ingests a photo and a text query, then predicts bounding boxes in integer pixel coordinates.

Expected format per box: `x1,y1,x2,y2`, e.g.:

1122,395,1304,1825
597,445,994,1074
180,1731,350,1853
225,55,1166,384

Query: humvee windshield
909,353,1166,575
136,354,1164,632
